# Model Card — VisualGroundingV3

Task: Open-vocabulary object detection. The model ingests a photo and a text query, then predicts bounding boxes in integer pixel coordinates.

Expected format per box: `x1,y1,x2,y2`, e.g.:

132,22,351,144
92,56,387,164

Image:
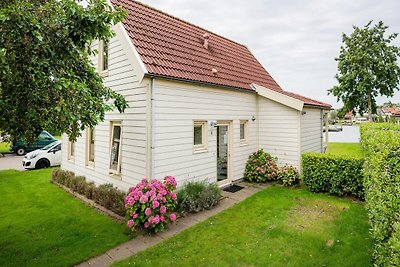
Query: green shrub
277,165,300,187
177,181,221,214
244,149,278,183
360,123,400,266
52,169,126,216
302,152,364,199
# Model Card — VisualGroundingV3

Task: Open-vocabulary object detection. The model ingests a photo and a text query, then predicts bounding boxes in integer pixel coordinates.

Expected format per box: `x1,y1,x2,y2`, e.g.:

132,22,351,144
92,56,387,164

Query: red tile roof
111,0,331,109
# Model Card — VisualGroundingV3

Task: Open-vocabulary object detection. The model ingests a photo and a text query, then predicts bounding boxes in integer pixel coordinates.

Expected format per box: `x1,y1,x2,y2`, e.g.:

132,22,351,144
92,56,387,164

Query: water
323,125,360,143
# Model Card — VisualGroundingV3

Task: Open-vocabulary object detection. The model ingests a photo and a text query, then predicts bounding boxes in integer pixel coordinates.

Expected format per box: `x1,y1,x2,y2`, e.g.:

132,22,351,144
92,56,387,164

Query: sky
140,0,400,109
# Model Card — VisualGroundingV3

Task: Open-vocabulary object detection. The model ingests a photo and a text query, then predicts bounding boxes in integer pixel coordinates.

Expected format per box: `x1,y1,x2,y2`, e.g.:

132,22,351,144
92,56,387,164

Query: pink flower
133,214,138,219
144,222,150,228
170,213,177,221
148,216,154,224
153,215,160,224
170,192,177,201
145,207,152,216
152,200,160,209
139,195,148,204
160,215,165,222
127,219,134,228
160,205,167,214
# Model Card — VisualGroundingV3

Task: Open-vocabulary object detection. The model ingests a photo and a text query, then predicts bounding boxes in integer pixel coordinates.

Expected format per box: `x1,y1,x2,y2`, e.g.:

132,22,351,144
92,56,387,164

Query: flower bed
125,176,178,233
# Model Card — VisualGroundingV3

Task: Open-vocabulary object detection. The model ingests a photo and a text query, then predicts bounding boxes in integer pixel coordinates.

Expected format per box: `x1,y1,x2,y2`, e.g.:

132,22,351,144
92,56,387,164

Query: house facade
61,0,331,191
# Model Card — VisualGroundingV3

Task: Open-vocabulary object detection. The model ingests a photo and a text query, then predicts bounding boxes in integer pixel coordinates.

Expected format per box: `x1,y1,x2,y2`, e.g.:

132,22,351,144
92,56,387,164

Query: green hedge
302,152,364,199
361,123,400,266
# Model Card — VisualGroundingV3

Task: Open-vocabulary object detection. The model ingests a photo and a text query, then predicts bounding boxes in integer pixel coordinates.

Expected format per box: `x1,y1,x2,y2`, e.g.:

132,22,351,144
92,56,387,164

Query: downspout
150,77,156,179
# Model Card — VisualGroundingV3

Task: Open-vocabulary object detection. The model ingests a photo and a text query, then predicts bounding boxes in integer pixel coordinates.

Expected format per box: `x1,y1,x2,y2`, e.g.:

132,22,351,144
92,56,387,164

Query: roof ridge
130,0,248,49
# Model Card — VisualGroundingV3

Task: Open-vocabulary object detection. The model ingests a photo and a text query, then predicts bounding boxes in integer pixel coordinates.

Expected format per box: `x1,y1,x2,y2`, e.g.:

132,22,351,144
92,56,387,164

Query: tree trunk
368,93,372,122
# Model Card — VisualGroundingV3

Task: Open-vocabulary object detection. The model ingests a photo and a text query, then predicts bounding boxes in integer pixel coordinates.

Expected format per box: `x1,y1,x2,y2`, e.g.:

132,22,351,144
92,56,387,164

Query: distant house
381,107,400,123
61,0,331,191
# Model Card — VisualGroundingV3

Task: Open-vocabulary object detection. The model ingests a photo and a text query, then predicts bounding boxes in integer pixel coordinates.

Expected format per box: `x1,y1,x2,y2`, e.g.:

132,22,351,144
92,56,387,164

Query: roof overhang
251,83,304,111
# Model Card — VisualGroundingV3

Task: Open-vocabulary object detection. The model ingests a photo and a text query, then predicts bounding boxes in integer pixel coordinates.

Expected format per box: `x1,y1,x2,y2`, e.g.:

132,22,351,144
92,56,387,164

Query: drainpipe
150,77,156,179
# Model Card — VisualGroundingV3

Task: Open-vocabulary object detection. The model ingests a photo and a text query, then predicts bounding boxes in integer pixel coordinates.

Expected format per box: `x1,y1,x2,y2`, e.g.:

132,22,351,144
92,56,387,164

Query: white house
61,0,331,191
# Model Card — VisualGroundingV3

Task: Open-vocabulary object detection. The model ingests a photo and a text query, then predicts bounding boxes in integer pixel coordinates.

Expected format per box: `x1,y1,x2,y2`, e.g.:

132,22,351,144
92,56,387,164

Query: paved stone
87,254,113,267
77,181,269,267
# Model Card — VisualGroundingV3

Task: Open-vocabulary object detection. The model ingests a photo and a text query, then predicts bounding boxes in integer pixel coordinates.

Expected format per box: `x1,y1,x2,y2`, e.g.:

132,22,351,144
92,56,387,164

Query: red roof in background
384,107,400,115
111,0,331,109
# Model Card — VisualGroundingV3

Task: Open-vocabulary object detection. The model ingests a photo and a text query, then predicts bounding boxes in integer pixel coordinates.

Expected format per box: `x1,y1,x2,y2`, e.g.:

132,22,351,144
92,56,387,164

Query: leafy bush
302,152,364,199
361,123,400,266
177,181,221,214
125,177,178,233
277,165,300,187
51,169,126,216
244,149,278,182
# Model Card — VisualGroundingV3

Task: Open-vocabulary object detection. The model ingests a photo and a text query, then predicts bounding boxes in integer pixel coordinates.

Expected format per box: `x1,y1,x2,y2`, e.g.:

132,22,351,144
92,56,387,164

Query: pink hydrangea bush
125,176,178,233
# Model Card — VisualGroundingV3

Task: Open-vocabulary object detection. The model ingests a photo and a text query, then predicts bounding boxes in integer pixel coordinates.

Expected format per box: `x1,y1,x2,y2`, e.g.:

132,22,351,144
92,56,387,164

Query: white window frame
98,40,109,76
109,121,122,176
86,127,95,168
193,121,208,153
240,120,249,146
68,139,75,162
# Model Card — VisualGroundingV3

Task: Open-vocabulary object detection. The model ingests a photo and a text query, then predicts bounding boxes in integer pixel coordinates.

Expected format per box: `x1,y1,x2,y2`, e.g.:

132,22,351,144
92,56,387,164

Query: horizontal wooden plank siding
153,80,257,185
258,97,301,168
301,107,323,153
61,36,148,192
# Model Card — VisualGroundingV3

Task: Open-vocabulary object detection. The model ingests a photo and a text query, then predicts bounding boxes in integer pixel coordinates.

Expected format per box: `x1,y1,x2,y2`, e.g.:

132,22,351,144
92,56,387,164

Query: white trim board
252,83,304,111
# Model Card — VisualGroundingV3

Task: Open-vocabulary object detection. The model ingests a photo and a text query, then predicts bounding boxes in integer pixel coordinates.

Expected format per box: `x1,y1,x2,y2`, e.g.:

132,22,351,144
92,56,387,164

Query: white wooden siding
61,36,148,192
301,107,323,153
152,80,258,186
258,97,301,168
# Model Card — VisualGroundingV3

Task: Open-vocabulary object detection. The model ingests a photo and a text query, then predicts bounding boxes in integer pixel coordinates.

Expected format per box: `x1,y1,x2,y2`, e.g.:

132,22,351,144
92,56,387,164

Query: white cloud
143,0,400,108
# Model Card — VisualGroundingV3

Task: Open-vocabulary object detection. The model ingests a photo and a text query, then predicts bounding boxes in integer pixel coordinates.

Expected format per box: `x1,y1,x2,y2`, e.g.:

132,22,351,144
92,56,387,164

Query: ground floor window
109,122,122,174
86,127,95,167
240,120,248,145
68,139,75,161
193,121,207,152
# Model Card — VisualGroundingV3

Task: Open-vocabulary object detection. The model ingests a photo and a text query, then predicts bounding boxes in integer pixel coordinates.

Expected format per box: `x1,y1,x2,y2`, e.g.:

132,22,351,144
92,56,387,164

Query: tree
329,21,400,121
0,0,127,142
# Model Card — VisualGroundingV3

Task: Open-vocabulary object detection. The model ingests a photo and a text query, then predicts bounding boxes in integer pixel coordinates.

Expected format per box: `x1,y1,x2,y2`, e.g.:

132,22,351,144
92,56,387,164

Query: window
38,132,53,141
99,40,109,74
109,122,122,174
193,121,207,152
86,128,95,167
68,140,75,161
240,120,248,145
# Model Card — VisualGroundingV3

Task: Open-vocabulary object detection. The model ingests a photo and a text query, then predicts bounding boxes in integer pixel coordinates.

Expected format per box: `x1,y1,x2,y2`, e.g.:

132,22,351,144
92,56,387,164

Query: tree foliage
0,0,127,142
329,21,400,121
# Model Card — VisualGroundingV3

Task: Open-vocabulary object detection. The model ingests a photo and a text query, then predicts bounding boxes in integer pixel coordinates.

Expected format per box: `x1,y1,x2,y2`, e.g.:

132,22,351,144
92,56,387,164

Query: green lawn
0,169,131,267
327,142,362,158
114,186,372,267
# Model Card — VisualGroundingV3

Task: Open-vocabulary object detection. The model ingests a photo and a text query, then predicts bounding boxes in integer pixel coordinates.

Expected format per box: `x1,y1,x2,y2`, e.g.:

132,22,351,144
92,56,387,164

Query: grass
327,142,362,158
0,169,131,267
114,186,372,267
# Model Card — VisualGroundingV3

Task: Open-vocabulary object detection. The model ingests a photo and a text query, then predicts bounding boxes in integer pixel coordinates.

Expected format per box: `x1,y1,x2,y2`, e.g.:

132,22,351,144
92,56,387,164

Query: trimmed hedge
361,123,400,266
302,152,364,199
52,169,126,216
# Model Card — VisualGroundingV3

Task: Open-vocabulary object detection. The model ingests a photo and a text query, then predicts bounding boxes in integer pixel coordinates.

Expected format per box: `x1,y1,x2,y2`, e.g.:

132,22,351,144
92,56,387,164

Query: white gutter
150,77,156,179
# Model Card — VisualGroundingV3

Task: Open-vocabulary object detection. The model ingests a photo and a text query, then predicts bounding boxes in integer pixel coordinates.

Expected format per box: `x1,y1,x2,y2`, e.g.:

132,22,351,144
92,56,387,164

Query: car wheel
35,159,50,169
16,147,26,156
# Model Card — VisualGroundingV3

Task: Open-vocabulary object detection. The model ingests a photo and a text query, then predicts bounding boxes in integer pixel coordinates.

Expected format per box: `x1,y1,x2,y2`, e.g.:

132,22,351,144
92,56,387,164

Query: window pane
70,142,75,157
194,125,202,145
110,125,121,171
240,123,245,140
89,128,95,162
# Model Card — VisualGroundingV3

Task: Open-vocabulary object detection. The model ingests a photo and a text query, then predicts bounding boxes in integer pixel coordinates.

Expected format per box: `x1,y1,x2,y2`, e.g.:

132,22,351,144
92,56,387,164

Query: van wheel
35,159,50,169
16,147,26,156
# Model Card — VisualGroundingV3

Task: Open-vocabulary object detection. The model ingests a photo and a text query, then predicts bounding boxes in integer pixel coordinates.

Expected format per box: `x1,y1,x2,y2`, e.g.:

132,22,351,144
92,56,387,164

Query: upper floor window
99,40,109,74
